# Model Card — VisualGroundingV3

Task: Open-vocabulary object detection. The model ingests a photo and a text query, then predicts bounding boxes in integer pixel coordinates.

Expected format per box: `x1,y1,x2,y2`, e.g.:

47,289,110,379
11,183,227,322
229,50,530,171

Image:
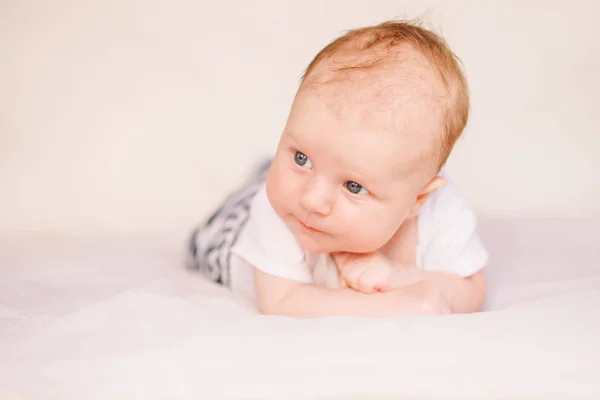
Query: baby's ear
406,176,446,218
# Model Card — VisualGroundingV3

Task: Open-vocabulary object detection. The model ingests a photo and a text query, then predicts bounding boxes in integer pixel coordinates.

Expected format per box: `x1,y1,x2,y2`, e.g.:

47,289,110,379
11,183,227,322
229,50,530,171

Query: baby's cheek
343,224,390,253
266,163,297,208
335,207,389,251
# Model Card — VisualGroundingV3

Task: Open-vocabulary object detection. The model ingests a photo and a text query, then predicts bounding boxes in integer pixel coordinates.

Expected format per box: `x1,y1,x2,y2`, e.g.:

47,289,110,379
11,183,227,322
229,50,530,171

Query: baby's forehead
312,74,442,129
302,75,444,166
289,89,441,182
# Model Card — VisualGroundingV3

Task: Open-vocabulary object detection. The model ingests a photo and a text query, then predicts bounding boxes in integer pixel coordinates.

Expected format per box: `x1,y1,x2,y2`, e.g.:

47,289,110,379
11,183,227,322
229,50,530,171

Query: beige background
1,0,598,235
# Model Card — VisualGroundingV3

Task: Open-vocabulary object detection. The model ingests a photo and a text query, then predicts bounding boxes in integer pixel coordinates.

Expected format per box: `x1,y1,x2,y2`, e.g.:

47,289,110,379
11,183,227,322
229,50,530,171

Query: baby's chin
293,232,336,254
294,232,377,255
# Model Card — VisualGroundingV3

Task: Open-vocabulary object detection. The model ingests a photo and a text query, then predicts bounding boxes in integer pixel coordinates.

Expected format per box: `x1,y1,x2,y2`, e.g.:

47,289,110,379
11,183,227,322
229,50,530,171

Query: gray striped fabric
186,159,272,286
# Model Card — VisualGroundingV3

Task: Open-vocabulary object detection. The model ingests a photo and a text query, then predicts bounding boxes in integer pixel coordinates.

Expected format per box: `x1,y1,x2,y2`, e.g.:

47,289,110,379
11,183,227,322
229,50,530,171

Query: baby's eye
294,151,312,168
345,181,369,195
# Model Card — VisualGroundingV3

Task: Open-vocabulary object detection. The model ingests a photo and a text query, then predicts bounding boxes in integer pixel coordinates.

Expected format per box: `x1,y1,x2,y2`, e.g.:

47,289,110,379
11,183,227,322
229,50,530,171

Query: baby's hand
332,252,430,293
332,252,453,315
331,252,404,293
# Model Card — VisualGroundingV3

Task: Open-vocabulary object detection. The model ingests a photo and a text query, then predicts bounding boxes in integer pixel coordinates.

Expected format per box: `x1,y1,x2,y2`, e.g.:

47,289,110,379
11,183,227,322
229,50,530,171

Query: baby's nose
300,177,332,216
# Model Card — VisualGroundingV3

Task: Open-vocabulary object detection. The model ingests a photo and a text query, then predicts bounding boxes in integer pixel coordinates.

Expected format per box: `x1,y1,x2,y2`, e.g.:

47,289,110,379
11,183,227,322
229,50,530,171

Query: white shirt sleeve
416,176,489,277
230,184,313,283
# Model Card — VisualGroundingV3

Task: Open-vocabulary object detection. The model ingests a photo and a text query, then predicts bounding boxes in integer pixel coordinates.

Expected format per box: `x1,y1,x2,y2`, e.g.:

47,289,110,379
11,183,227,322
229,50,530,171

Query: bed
1,216,599,398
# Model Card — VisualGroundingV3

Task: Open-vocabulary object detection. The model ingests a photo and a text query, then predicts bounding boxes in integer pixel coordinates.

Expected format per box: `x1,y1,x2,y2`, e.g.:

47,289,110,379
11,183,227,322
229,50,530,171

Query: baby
187,20,489,317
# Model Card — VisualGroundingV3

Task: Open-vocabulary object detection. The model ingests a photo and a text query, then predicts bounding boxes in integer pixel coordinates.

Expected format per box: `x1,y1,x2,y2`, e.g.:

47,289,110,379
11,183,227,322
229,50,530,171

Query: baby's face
266,85,440,254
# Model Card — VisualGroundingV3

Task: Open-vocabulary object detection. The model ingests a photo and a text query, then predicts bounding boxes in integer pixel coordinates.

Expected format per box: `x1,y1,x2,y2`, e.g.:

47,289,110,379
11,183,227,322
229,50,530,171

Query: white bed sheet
1,217,599,399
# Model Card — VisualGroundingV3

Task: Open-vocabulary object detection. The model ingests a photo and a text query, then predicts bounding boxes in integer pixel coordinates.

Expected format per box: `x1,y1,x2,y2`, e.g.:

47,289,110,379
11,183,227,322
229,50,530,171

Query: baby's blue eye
294,151,312,168
345,181,368,195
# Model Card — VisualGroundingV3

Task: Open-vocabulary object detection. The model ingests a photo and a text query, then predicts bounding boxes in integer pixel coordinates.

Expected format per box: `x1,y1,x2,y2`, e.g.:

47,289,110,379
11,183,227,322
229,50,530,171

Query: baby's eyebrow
284,130,313,150
283,129,300,143
341,164,380,186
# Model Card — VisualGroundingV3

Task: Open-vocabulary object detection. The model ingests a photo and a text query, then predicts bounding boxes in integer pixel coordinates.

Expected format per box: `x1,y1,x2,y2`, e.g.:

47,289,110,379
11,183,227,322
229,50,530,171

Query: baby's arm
335,253,486,314
253,267,444,318
397,268,487,314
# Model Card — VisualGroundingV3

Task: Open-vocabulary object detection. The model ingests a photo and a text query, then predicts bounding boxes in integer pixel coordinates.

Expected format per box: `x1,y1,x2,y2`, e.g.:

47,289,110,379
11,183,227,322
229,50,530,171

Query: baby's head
266,20,469,254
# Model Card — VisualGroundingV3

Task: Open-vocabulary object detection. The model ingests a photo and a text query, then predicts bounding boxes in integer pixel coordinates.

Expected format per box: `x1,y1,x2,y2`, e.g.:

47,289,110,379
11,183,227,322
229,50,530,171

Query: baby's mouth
300,220,318,232
296,216,322,233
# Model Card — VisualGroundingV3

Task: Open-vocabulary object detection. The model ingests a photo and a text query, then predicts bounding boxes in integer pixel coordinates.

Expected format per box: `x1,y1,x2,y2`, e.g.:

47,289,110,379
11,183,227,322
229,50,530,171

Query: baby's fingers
357,265,394,293
342,264,387,294
341,264,369,291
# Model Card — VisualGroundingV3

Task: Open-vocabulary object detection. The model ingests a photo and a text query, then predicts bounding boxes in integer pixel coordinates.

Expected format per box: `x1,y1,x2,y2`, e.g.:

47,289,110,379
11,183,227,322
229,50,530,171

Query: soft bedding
1,217,599,399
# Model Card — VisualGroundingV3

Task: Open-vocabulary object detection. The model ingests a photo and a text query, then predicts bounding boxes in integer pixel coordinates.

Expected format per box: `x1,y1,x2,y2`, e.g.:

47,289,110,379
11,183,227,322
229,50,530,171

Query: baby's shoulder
416,175,488,275
234,183,305,264
419,175,476,226
417,175,480,253
231,183,313,282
